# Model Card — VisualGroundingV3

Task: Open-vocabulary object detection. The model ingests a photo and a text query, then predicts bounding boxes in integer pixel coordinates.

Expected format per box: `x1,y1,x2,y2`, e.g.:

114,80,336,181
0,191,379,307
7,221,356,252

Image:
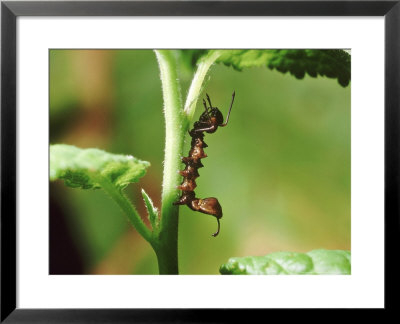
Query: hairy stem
153,50,221,274
184,50,222,122
154,50,184,274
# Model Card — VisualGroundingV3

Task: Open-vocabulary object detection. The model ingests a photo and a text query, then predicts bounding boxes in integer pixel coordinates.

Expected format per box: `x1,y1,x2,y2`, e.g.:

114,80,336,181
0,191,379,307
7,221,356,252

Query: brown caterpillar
174,92,235,237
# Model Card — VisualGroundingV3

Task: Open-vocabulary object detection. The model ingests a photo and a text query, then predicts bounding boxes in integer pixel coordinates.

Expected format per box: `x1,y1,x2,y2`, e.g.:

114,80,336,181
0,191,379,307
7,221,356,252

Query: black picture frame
1,0,398,322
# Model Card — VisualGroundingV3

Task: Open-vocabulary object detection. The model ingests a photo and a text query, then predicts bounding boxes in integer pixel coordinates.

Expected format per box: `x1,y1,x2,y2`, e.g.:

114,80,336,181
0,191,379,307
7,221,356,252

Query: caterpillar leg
173,199,184,206
174,191,195,206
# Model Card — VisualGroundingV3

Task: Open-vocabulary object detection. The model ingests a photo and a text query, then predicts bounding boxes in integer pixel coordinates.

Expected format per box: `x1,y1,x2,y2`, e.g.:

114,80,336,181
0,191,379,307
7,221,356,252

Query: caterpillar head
200,92,235,131
199,107,224,126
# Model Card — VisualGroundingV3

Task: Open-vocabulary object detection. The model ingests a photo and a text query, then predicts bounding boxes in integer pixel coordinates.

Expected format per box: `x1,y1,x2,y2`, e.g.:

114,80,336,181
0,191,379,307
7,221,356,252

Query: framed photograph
1,0,398,321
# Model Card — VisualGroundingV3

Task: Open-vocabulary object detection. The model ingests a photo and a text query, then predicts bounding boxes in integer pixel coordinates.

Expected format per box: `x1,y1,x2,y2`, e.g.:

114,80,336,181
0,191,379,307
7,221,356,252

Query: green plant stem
154,50,185,274
153,50,221,274
184,50,222,121
91,173,153,244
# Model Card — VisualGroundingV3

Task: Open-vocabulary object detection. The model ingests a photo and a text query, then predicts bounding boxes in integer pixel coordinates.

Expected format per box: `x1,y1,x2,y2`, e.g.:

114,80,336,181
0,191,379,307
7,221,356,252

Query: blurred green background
49,49,350,275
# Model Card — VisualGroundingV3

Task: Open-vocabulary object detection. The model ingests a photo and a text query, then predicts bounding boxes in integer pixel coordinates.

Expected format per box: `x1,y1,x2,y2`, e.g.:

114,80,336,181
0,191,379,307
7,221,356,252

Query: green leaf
177,49,351,87
265,50,351,87
216,49,274,70
220,249,351,275
50,144,150,190
141,188,159,230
